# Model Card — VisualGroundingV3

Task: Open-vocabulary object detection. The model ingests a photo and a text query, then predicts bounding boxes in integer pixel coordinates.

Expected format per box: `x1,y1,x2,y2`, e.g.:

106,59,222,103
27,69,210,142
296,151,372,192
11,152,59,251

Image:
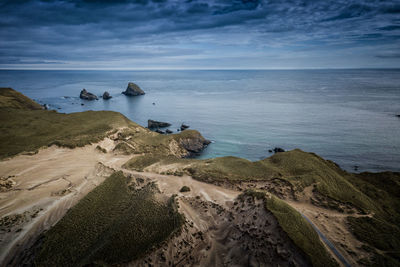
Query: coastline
2,69,400,173
1,88,399,266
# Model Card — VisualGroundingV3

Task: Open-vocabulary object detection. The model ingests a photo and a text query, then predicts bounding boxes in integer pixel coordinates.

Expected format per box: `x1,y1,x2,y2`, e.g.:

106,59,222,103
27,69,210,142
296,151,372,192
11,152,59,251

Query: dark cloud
0,0,399,69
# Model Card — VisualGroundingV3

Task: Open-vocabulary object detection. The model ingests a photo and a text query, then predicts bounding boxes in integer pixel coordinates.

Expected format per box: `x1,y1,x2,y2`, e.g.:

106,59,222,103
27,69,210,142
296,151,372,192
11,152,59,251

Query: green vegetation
35,171,183,266
113,142,135,155
348,216,400,252
129,150,375,214
0,87,139,158
345,172,400,266
123,154,192,171
240,190,337,267
0,87,43,110
265,194,338,267
0,88,208,160
0,108,136,159
180,186,190,192
185,156,279,182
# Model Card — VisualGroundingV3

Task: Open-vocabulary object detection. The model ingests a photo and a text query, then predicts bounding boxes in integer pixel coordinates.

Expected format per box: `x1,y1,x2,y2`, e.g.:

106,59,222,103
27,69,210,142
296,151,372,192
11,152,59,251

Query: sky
0,0,399,70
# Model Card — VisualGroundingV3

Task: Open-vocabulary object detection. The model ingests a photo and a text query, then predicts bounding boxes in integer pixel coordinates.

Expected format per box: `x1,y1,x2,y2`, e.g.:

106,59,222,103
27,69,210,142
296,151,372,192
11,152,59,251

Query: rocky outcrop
274,147,285,153
122,82,145,96
178,131,211,156
155,129,165,134
180,124,190,131
80,89,98,100
148,120,171,129
103,91,112,100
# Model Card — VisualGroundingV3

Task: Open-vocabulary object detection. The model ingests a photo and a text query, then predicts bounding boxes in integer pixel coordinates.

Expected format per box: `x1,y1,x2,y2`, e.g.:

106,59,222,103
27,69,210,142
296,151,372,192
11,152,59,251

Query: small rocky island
122,82,145,96
80,89,98,100
103,91,112,100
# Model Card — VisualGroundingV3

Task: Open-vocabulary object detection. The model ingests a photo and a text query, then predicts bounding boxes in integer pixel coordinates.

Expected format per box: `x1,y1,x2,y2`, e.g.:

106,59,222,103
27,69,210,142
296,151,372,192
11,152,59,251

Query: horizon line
0,67,400,71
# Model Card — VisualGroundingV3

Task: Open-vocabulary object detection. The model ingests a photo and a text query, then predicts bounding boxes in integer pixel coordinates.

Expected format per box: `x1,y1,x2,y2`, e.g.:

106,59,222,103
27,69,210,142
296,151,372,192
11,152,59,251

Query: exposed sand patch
1,141,355,267
0,138,131,265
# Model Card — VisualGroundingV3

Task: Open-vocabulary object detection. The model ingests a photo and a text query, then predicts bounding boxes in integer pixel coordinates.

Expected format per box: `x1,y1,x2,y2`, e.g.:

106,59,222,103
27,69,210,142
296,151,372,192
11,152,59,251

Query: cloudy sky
0,0,399,69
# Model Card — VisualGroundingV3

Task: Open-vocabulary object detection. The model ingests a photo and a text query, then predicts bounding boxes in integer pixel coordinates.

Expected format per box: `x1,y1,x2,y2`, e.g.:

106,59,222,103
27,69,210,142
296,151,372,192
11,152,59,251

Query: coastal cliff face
0,88,399,267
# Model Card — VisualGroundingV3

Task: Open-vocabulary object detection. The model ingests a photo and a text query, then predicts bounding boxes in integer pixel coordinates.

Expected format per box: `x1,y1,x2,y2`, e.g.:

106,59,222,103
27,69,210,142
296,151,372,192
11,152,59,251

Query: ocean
1,69,399,172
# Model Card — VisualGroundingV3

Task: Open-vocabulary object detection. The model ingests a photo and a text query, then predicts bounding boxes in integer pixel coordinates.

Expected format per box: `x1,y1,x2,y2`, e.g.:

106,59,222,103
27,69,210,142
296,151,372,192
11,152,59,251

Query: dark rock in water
166,129,173,134
273,147,285,153
354,165,359,171
179,132,211,157
396,114,400,118
103,91,112,100
122,82,145,96
155,129,165,134
80,89,98,100
43,104,48,110
177,129,180,132
81,103,84,106
148,119,171,129
268,149,273,153
180,123,190,131
152,102,155,105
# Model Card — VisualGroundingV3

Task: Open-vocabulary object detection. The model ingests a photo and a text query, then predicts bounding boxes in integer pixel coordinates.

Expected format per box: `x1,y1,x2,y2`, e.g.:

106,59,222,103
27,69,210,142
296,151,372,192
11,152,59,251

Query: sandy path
0,140,358,267
121,169,239,208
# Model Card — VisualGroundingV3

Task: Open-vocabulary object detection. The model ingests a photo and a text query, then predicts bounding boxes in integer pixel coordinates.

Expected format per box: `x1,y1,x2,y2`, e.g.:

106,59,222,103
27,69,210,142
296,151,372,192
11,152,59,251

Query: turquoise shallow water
1,69,399,172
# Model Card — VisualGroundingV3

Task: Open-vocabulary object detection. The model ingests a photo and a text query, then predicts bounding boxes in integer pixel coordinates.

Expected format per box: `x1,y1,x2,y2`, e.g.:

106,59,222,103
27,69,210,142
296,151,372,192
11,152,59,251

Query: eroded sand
0,137,363,266
0,138,130,265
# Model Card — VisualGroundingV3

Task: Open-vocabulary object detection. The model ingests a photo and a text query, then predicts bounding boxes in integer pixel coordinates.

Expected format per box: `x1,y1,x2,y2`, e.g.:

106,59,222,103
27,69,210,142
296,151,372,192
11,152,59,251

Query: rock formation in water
80,89,98,100
103,91,112,100
122,82,145,96
148,119,171,129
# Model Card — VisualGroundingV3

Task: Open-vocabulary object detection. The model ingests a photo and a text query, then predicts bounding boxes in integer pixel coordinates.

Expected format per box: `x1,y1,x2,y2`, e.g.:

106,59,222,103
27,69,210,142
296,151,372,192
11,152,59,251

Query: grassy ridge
35,171,183,266
124,151,400,265
266,195,338,267
345,172,400,265
0,108,136,159
0,87,43,110
0,87,139,158
241,190,338,267
0,88,209,160
126,150,375,213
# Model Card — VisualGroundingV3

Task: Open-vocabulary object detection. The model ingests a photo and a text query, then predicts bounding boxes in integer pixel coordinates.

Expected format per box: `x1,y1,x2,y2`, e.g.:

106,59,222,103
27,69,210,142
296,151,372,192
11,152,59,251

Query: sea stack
148,119,171,129
122,82,145,96
103,91,112,100
80,89,98,100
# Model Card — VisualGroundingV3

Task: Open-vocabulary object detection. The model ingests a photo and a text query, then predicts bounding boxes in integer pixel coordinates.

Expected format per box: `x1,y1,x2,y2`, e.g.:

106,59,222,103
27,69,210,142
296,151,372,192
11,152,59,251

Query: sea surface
1,69,399,172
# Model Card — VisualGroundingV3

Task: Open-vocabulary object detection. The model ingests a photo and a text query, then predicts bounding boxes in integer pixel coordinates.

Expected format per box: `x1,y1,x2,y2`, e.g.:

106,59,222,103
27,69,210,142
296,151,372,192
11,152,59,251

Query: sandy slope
0,138,360,266
0,138,130,265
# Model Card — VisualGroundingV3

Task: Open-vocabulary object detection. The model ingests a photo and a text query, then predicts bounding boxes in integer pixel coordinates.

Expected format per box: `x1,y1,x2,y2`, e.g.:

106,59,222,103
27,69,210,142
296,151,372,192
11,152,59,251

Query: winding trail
300,213,352,267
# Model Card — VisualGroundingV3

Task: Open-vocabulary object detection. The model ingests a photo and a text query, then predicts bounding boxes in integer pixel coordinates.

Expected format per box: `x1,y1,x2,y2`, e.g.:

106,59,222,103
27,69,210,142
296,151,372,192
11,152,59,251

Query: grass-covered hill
35,171,183,266
0,88,209,160
124,151,400,265
240,190,338,267
0,87,43,110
